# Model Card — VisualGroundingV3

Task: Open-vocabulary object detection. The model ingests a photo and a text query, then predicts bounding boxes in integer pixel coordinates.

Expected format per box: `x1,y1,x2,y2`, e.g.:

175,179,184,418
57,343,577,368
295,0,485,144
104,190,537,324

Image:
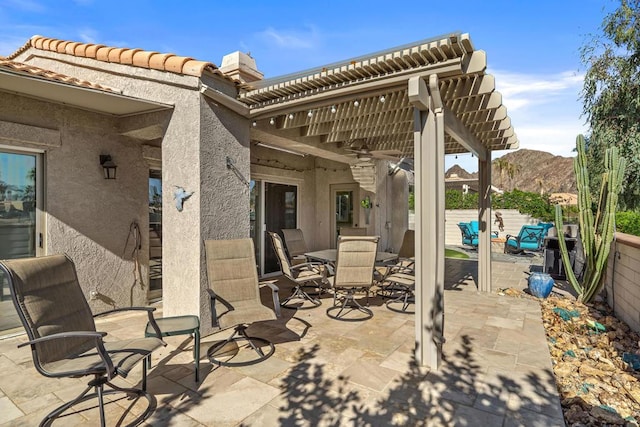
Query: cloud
256,26,319,49
490,69,587,159
2,0,46,13
492,70,584,112
77,27,98,44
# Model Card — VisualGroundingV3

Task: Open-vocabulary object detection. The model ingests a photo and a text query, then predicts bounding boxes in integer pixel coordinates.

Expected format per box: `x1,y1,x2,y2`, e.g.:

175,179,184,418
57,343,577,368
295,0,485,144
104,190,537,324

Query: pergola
221,32,518,369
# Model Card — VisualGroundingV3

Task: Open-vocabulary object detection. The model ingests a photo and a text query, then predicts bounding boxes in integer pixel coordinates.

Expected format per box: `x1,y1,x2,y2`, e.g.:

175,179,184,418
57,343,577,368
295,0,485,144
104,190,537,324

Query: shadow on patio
0,259,564,426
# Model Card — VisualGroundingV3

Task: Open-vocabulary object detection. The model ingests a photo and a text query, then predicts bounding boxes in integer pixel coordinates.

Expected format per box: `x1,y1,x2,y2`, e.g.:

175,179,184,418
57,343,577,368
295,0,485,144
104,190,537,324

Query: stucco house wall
0,91,150,310
11,46,250,327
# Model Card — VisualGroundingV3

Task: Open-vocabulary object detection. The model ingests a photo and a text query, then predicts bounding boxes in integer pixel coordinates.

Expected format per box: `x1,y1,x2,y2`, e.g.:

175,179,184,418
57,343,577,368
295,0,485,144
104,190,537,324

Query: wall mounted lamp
99,155,117,179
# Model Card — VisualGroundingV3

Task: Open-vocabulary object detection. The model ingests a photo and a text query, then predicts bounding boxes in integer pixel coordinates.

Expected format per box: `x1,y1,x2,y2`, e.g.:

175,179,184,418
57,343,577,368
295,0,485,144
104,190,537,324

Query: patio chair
268,232,328,309
382,272,415,314
0,254,164,427
377,229,414,297
204,238,281,366
504,225,546,254
457,222,478,248
281,228,309,265
326,236,379,321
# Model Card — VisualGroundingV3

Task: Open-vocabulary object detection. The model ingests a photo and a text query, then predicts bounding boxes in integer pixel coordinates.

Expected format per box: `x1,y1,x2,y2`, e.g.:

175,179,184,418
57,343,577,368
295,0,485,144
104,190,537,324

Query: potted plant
361,196,373,225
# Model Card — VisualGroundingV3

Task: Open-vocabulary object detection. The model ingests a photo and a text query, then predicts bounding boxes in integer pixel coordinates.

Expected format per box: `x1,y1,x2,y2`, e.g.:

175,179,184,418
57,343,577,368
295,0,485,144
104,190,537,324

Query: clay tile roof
8,35,232,80
0,58,114,92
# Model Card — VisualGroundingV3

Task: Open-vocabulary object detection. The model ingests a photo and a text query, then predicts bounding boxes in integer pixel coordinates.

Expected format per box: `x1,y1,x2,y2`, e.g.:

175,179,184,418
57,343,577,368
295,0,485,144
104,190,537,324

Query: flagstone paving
0,258,564,426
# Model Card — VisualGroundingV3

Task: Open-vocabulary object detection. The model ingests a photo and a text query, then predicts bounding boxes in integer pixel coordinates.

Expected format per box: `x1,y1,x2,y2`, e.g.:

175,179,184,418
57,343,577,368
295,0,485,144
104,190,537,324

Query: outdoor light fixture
252,121,257,127
331,105,337,113
288,113,294,119
99,155,117,179
269,118,275,125
307,111,313,117
379,95,386,103
353,100,360,107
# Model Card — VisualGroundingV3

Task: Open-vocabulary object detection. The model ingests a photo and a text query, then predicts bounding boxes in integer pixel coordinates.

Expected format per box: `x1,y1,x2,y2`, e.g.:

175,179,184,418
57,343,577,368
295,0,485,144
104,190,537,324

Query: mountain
445,149,577,194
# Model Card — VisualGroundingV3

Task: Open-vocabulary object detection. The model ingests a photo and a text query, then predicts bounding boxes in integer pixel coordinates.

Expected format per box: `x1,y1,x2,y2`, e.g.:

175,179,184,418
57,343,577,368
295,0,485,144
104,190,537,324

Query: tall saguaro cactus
554,135,626,302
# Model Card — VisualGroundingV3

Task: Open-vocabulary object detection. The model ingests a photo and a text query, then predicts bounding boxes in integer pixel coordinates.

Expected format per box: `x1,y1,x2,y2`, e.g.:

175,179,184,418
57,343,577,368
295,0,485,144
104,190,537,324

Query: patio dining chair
326,236,379,321
0,254,164,427
281,228,309,265
204,238,281,366
377,229,414,297
268,232,328,309
504,225,546,254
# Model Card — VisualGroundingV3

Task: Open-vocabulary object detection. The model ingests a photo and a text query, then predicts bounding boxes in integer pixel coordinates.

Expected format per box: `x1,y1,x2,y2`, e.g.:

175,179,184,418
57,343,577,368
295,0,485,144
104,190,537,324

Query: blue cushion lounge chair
504,225,546,254
457,222,478,248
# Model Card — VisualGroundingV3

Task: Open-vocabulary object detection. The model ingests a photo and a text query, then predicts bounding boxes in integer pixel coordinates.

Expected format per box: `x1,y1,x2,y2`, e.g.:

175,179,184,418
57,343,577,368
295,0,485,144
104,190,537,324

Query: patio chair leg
97,383,106,427
40,374,155,427
280,284,322,309
385,285,415,314
207,325,275,367
326,288,373,321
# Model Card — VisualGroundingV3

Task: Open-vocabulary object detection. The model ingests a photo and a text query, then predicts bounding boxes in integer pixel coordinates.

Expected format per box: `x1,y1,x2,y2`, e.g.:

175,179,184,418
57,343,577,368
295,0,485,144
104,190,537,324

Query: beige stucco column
477,150,492,292
409,75,445,369
162,91,251,335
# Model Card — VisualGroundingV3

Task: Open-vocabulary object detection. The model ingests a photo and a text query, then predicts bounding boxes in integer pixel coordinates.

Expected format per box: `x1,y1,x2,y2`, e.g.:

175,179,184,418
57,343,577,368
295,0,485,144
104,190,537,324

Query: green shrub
445,190,479,209
616,211,640,236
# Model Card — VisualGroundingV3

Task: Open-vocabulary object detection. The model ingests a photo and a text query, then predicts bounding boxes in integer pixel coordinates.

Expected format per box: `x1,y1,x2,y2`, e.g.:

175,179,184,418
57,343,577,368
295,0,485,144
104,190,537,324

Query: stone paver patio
0,257,564,426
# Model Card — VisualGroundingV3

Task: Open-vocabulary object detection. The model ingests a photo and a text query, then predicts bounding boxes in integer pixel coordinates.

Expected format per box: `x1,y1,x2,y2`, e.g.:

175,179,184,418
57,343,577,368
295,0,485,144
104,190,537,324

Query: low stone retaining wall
604,232,640,333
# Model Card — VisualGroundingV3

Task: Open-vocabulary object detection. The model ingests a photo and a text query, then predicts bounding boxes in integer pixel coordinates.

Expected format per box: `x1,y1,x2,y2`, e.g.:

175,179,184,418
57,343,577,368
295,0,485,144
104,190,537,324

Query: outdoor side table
145,315,200,382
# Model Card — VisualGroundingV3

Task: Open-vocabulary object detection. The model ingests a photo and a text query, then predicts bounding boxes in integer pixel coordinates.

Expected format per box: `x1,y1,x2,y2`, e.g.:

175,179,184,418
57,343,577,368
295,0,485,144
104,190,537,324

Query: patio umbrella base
41,376,156,427
207,326,275,367
281,284,322,310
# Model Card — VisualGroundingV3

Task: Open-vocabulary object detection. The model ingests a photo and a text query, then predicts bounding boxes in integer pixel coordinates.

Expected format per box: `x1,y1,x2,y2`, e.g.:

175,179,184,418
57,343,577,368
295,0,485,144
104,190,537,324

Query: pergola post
409,75,445,369
478,149,492,292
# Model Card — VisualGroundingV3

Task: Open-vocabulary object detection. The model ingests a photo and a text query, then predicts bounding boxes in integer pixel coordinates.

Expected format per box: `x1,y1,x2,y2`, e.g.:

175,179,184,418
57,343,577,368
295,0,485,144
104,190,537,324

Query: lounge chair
326,236,379,321
504,225,546,254
268,231,327,309
457,222,479,248
204,238,281,366
0,254,164,427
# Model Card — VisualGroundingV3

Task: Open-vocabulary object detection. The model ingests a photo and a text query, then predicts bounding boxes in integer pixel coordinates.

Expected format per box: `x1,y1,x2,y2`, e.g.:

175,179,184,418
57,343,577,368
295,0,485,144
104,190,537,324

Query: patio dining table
305,249,398,264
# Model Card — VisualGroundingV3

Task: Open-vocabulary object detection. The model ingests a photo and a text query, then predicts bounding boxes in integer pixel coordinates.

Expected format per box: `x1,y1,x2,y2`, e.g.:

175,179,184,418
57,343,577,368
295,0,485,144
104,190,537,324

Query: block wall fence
605,233,640,333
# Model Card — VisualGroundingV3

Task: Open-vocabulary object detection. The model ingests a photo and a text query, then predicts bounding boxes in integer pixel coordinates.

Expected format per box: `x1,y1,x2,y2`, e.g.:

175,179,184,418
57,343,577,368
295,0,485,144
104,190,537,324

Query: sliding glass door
1,149,42,334
250,180,298,276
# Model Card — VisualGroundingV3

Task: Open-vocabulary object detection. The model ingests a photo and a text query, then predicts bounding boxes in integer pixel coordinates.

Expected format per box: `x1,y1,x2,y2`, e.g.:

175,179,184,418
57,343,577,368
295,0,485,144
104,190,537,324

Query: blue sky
0,0,616,172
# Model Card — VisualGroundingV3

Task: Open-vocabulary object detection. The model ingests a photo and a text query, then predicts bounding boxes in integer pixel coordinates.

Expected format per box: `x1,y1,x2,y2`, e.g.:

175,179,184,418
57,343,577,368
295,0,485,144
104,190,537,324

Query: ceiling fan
345,141,402,162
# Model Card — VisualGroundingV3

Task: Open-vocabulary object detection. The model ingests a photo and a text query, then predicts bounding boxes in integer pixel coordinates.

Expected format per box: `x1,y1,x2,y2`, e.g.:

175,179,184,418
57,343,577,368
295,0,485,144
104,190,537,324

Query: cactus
554,135,626,302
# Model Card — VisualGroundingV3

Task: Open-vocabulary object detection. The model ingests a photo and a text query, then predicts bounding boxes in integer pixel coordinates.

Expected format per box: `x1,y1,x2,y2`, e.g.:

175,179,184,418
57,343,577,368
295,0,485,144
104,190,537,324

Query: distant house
445,174,504,194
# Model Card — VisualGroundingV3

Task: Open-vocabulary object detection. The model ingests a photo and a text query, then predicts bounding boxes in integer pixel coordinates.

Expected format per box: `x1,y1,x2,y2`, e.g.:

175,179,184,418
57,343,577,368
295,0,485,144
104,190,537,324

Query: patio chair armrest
18,331,107,348
94,306,165,345
207,289,220,328
19,331,117,379
505,234,516,241
94,306,157,316
291,262,328,278
259,281,281,318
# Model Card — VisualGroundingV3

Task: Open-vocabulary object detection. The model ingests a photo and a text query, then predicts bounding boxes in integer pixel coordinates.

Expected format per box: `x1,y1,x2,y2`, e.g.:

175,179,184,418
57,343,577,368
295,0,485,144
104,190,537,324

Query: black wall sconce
99,155,117,179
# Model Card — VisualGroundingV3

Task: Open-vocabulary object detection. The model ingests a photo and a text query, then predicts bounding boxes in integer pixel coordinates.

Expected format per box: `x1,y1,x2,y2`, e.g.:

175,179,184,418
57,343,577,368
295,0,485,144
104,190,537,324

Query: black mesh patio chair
0,254,164,427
